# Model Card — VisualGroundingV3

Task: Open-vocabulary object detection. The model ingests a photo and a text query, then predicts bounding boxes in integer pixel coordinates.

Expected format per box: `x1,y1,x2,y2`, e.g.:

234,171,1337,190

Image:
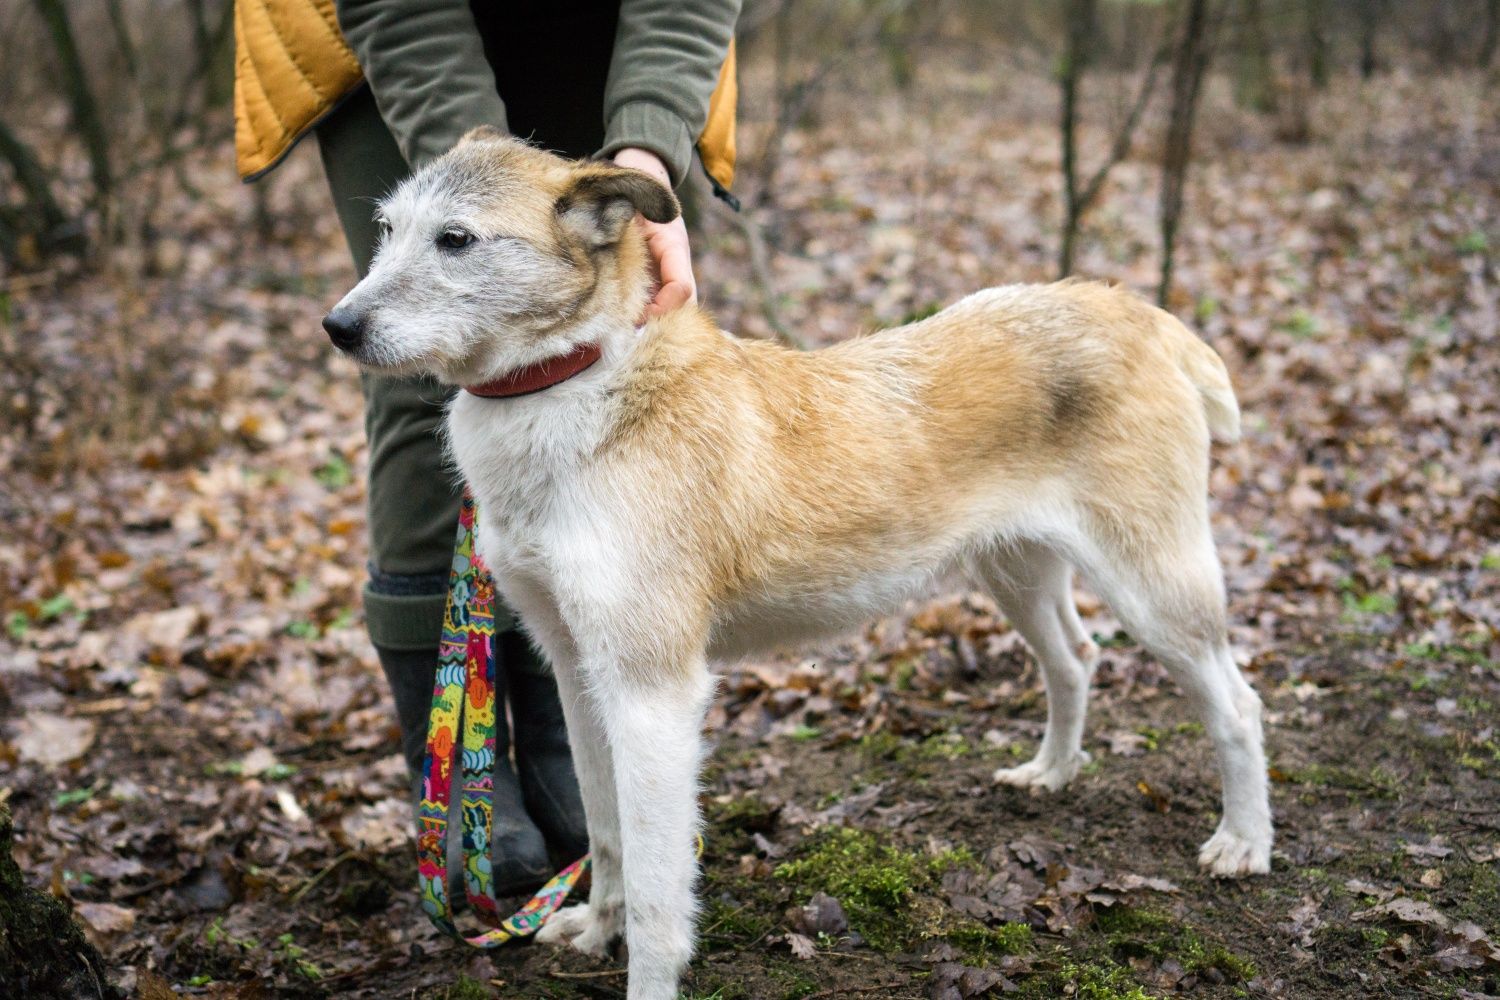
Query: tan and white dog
324,130,1271,1000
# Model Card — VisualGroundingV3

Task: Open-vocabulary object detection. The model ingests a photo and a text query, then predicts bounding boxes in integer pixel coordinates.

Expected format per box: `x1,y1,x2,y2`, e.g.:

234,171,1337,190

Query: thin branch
0,117,69,237
32,0,112,203
1059,2,1172,277
1078,41,1170,211
104,0,140,80
1158,0,1226,306
724,206,808,350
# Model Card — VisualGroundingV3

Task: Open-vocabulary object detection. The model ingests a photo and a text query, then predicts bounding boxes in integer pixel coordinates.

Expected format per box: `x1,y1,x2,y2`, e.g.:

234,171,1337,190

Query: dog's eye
376,218,392,242
437,229,475,251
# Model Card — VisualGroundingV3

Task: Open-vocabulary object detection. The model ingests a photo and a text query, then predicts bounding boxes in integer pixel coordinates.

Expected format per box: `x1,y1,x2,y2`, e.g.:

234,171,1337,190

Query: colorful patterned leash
416,490,591,947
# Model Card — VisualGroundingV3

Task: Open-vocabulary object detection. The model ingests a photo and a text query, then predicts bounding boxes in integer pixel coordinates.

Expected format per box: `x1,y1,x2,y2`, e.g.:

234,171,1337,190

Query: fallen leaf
13,713,96,767
340,797,409,851
785,931,817,960
75,901,137,943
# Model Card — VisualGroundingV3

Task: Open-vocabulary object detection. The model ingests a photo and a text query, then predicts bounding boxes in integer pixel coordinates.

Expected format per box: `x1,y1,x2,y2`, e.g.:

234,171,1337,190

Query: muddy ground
2,51,1497,1000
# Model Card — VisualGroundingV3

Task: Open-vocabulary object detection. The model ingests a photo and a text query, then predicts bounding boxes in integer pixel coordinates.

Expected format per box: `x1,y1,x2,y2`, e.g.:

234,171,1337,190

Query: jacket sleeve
334,0,508,168
600,0,742,188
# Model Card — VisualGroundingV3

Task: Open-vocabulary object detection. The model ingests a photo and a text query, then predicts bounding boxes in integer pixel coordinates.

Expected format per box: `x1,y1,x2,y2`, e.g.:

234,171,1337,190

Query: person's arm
600,0,742,189
335,0,508,168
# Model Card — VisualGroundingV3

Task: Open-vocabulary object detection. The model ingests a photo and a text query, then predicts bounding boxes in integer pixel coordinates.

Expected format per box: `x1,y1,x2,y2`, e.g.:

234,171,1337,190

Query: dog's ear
557,163,680,247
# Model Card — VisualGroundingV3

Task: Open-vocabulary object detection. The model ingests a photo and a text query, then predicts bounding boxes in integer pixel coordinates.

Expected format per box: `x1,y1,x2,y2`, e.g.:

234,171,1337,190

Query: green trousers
315,86,470,646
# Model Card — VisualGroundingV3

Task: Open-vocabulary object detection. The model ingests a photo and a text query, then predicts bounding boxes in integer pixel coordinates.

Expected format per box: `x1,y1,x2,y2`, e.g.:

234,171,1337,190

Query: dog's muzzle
322,307,365,351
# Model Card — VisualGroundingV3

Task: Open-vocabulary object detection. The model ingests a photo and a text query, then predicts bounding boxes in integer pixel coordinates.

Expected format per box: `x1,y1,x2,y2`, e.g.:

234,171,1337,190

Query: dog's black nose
322,307,365,351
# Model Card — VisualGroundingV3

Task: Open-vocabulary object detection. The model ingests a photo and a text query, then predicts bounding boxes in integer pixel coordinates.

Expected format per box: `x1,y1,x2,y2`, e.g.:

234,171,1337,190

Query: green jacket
335,0,741,186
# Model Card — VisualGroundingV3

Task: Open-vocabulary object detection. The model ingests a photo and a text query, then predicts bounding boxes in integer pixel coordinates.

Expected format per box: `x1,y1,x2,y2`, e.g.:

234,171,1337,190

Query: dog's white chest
445,390,619,594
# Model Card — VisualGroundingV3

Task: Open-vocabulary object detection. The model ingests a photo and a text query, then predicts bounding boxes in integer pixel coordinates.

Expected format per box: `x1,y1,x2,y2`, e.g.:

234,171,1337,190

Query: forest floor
1,62,1497,1000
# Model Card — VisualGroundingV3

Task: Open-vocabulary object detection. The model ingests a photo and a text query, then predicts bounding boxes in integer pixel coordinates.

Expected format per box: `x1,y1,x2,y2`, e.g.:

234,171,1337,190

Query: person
233,0,741,894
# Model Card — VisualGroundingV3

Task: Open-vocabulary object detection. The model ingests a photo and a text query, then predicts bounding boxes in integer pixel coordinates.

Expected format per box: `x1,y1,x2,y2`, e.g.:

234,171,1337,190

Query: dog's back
599,280,1238,663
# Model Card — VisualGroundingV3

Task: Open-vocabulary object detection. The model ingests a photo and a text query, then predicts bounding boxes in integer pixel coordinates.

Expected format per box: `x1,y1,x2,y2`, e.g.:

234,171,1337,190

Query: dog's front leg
599,657,714,1000
534,651,626,956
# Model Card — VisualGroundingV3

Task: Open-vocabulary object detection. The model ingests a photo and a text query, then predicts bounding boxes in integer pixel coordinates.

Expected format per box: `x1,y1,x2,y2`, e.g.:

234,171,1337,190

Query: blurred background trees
1,0,1496,297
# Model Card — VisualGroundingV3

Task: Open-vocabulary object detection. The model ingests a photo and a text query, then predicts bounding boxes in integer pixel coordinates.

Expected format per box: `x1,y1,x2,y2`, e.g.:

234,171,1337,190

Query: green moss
1281,763,1400,799
1133,723,1201,752
1097,906,1256,983
1342,590,1397,618
1450,860,1499,926
916,732,973,761
708,794,778,834
700,894,776,941
1014,958,1156,1000
946,921,1033,962
428,975,493,1000
1402,640,1495,669
773,827,958,951
769,964,818,1000
1456,733,1500,776
860,729,1001,766
858,729,906,760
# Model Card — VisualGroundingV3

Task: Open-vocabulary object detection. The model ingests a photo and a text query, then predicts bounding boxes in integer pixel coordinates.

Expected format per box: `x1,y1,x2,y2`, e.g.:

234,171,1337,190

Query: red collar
463,343,603,398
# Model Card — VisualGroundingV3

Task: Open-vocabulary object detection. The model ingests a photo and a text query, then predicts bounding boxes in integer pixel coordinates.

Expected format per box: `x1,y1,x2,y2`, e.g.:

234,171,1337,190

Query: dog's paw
992,750,1090,792
1198,826,1271,877
535,902,622,957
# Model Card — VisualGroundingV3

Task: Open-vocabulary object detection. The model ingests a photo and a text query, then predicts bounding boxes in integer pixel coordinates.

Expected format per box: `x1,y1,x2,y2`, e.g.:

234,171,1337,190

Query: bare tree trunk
1306,0,1330,89
749,0,916,215
1158,0,1220,307
1359,0,1380,78
184,0,236,114
33,0,112,205
1058,0,1099,277
1232,0,1279,113
1058,4,1168,278
0,118,72,249
1481,0,1499,67
104,0,140,80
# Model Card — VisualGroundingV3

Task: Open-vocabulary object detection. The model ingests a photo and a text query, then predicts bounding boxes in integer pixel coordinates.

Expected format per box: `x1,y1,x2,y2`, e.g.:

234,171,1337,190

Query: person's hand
612,147,695,318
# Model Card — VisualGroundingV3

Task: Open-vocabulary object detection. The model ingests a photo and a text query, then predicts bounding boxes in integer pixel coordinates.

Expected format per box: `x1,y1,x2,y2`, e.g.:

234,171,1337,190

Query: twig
290,850,358,903
549,968,627,980
724,206,808,350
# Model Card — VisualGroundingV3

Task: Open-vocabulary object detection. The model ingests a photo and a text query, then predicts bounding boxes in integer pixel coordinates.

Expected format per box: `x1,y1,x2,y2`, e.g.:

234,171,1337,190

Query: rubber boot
375,645,553,896
499,631,590,864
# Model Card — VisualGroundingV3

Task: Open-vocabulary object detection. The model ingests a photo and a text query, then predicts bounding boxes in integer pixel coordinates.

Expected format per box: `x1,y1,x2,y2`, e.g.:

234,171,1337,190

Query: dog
323,129,1272,1000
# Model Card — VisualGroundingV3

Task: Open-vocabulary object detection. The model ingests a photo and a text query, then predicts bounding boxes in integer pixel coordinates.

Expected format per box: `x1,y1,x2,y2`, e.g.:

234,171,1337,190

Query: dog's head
322,128,679,384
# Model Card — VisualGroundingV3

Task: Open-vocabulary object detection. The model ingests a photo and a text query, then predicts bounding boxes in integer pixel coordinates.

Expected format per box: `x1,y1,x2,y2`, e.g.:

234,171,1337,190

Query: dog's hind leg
984,542,1100,792
1074,519,1271,877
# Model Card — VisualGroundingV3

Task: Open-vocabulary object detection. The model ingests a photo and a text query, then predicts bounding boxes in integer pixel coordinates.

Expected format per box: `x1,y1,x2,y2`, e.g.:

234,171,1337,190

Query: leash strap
416,490,591,947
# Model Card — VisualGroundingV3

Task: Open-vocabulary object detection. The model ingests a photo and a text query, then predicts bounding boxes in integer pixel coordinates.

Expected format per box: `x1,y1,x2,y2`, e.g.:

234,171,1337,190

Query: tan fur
596,281,1230,660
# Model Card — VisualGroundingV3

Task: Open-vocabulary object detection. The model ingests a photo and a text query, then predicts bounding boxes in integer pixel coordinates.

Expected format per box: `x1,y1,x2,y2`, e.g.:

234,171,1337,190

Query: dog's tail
1159,311,1241,444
